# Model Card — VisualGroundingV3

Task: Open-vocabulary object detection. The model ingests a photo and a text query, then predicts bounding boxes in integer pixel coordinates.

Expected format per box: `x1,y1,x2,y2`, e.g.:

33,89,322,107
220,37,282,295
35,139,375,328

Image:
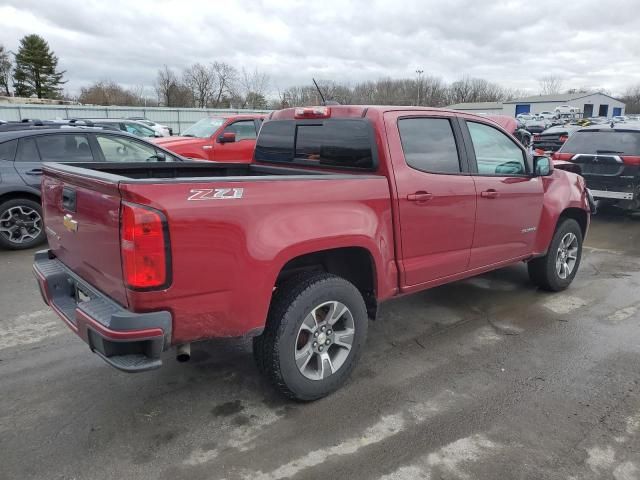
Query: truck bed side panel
119,176,394,343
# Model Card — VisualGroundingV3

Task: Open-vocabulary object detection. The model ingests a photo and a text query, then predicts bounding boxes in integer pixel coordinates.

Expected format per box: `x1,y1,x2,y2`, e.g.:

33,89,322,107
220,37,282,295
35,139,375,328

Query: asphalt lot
1,211,639,480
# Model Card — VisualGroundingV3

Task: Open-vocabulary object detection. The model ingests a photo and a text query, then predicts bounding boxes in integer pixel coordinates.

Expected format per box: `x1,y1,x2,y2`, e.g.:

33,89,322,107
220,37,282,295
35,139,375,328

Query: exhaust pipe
176,343,191,362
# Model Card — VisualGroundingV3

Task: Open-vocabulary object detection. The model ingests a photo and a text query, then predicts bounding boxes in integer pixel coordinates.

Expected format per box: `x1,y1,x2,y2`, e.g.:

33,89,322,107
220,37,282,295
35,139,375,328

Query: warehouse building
449,91,625,118
503,92,625,118
446,101,504,114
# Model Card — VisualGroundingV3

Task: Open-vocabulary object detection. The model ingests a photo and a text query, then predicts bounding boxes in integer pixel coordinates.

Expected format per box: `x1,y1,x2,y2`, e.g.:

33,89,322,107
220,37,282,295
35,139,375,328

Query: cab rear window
562,131,640,155
255,119,375,170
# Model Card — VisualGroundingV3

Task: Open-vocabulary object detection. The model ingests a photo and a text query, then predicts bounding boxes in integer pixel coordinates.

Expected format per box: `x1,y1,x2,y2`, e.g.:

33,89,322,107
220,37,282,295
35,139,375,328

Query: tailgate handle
62,187,76,212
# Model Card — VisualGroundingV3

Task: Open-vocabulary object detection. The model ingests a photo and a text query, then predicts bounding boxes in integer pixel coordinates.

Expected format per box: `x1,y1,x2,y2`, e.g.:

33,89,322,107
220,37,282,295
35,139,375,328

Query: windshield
181,118,225,138
561,130,640,155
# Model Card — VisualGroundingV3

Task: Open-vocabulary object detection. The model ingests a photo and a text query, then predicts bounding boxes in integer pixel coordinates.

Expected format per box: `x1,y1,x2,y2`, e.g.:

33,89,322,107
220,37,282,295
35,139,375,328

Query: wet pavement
1,211,639,480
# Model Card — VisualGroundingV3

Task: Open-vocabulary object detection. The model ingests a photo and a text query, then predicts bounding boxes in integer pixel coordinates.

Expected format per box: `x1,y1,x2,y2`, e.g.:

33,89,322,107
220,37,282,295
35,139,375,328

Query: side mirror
218,132,236,143
155,151,167,162
534,156,553,176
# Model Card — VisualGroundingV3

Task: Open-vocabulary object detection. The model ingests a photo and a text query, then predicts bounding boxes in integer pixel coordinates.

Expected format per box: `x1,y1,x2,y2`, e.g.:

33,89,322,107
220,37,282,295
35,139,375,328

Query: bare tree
0,44,12,96
155,65,192,107
239,67,270,108
539,75,563,95
211,61,237,107
183,63,215,108
621,84,640,114
79,80,145,106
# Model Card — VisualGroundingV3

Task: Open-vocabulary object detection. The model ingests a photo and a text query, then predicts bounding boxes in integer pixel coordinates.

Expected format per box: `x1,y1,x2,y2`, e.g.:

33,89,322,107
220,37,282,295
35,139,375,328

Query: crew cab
553,124,640,211
153,115,264,162
34,106,591,401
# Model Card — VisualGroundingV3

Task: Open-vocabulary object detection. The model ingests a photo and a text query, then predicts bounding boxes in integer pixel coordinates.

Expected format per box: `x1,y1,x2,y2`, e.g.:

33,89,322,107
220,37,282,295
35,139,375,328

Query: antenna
312,78,326,105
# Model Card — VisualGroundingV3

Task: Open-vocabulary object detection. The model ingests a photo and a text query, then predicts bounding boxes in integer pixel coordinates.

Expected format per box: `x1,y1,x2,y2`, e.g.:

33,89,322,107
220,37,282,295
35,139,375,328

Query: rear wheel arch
274,246,378,319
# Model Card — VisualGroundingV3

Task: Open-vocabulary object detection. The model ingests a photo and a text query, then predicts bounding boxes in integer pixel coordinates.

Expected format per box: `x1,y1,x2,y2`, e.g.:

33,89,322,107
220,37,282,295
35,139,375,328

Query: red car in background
153,114,264,162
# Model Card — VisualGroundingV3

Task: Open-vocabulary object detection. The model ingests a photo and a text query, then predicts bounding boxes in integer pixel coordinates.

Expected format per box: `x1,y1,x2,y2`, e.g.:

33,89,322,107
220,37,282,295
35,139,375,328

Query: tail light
552,152,574,161
621,155,640,166
120,203,170,290
559,135,568,142
294,106,331,119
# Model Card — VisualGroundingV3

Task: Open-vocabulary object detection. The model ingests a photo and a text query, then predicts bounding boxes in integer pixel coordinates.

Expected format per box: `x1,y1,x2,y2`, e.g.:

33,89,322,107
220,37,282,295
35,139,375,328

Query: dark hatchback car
0,125,183,250
553,124,640,211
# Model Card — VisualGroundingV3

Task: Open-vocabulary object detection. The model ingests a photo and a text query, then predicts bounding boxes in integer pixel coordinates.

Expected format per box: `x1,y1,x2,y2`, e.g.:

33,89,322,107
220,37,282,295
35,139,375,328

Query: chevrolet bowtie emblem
63,214,78,232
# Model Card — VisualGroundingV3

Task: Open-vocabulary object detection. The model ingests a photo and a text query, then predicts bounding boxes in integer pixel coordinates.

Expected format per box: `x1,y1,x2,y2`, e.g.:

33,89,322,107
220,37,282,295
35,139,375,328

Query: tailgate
42,168,128,307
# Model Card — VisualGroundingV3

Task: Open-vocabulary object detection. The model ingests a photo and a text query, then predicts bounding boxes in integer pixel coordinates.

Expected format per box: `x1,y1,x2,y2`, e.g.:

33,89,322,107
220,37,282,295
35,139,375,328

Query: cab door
14,137,43,189
212,119,258,163
384,111,477,289
460,119,544,269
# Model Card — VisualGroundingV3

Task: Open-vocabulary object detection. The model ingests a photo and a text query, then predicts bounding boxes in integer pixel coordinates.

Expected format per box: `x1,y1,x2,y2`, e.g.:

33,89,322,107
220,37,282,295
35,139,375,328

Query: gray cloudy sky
1,0,639,96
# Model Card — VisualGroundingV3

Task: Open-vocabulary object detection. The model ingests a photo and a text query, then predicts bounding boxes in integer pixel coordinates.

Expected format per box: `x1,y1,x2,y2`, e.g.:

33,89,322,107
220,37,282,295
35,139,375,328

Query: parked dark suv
0,125,183,250
553,124,640,211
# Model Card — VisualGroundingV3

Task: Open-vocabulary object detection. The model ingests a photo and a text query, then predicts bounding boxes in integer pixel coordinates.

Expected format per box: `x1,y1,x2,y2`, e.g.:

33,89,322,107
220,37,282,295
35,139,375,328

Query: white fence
0,104,272,134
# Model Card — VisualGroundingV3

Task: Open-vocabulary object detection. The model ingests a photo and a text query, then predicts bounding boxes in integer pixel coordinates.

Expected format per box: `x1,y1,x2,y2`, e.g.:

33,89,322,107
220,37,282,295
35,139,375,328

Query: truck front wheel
528,218,583,291
253,272,368,401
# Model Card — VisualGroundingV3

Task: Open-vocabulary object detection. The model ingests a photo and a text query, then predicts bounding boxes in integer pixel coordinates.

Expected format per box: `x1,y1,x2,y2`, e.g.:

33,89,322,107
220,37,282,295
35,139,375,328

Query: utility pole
415,69,424,106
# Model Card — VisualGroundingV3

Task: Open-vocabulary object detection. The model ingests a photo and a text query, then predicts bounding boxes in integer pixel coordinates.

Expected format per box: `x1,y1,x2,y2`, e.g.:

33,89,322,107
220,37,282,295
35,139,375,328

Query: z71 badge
187,188,244,201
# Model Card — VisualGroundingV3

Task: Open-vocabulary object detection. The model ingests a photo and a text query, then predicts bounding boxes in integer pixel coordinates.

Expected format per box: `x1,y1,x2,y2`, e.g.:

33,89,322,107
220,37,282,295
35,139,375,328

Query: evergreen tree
13,34,66,98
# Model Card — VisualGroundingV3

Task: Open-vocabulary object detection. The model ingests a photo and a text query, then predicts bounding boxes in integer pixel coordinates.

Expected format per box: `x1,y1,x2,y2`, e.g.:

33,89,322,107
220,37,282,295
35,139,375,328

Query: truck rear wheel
528,218,583,291
253,272,368,401
0,198,46,250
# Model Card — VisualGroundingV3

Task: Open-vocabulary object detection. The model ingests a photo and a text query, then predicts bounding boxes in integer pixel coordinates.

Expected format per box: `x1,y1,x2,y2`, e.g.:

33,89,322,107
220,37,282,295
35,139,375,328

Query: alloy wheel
0,205,43,245
294,301,355,381
555,232,578,279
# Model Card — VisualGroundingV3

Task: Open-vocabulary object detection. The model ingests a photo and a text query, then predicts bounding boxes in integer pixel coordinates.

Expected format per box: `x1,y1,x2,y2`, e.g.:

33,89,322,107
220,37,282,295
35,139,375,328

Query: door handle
480,189,499,199
202,145,213,150
407,191,433,202
25,169,43,175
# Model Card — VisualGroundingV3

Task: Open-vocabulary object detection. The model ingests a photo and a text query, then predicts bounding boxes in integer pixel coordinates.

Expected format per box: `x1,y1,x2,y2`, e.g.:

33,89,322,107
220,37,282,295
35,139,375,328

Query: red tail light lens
294,106,331,119
552,152,574,161
621,155,640,166
121,203,170,290
559,135,568,142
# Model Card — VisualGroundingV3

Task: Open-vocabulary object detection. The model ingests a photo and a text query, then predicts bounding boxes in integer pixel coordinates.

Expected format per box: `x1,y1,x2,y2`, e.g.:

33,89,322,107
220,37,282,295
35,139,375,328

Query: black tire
253,272,368,401
0,198,46,250
528,218,583,292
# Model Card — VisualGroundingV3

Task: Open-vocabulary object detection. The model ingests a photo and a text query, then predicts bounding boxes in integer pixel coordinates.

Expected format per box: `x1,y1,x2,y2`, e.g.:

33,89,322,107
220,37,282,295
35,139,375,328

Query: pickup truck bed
35,105,591,401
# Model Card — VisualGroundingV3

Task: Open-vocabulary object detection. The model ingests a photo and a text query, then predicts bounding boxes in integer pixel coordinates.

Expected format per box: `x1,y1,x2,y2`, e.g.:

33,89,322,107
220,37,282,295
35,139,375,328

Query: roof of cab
270,105,489,122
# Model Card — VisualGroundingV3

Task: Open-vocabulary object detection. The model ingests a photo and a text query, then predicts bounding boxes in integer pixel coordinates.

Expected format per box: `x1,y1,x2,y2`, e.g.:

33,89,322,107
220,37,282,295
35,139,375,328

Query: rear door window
561,131,640,155
0,139,18,161
15,137,41,162
255,119,375,170
398,118,461,173
95,134,171,162
35,134,93,162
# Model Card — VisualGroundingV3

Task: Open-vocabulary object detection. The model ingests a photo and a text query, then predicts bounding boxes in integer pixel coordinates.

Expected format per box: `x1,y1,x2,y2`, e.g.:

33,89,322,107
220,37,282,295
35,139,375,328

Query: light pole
416,69,424,106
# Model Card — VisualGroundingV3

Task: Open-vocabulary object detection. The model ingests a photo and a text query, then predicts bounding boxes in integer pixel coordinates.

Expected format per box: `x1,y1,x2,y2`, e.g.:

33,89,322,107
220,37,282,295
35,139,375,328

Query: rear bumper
33,250,172,372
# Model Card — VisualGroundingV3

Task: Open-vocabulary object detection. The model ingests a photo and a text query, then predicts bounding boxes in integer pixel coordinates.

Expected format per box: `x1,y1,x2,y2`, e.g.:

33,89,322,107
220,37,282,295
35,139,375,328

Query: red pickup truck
34,105,591,401
152,114,264,162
